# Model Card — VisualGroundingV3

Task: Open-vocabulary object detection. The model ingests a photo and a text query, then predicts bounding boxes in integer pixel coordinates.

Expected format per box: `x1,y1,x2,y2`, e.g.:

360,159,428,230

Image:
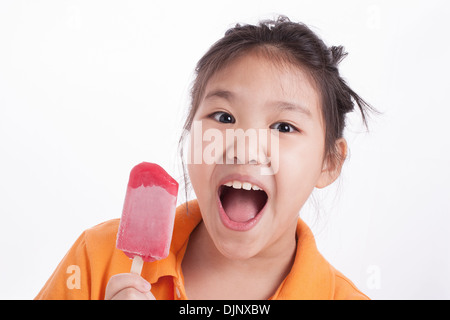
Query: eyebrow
204,89,234,102
275,101,312,118
204,89,312,118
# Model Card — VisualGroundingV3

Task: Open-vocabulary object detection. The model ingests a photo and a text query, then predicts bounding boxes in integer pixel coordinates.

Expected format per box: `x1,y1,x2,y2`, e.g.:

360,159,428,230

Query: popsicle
116,162,179,275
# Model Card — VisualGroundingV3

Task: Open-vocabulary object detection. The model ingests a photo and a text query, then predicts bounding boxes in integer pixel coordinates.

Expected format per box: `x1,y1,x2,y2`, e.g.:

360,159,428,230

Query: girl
36,16,374,300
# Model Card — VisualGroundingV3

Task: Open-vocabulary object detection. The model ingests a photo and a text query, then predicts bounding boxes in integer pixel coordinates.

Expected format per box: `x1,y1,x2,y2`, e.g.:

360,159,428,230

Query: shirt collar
149,200,334,299
145,200,202,284
272,217,334,299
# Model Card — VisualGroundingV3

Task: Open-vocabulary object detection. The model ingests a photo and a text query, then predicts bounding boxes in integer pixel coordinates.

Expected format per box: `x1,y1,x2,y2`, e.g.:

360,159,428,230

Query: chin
208,207,272,261
214,235,264,261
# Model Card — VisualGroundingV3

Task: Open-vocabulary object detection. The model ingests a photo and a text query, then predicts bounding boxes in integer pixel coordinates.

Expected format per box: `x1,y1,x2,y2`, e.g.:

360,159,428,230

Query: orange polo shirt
35,200,369,300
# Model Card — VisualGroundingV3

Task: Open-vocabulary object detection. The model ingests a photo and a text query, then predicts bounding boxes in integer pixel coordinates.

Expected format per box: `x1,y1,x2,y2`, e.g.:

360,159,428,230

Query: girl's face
187,51,335,260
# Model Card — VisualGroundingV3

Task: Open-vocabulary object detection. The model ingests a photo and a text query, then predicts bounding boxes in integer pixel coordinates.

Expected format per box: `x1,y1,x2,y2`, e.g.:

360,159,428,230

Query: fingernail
142,280,151,291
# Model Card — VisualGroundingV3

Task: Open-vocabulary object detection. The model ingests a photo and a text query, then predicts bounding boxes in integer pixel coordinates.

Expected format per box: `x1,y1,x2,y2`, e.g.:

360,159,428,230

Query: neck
182,220,297,299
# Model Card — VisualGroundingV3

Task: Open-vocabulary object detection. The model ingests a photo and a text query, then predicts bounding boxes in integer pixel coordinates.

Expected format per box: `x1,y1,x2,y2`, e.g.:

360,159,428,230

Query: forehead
202,50,322,118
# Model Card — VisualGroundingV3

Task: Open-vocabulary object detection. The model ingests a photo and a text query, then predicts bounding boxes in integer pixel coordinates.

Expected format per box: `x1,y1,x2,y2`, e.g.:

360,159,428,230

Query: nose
224,128,271,166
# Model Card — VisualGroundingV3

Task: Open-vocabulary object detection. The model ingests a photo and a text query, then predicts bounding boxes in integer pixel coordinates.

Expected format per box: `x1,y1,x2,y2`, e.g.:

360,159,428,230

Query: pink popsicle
116,162,178,274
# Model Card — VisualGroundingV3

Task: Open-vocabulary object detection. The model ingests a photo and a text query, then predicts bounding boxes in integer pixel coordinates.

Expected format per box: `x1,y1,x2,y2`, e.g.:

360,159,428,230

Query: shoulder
35,219,129,300
83,219,120,248
280,218,369,300
82,218,131,273
330,266,370,300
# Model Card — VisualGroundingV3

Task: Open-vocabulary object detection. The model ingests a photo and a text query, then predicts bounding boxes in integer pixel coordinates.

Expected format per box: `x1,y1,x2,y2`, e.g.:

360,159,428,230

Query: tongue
221,188,261,222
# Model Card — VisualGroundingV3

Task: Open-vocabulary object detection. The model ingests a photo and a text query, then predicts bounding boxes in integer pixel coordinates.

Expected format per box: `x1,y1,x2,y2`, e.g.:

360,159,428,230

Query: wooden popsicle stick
130,256,144,275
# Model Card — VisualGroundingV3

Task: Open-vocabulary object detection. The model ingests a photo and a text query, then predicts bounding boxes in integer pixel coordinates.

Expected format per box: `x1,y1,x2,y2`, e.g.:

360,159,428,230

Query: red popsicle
116,162,178,274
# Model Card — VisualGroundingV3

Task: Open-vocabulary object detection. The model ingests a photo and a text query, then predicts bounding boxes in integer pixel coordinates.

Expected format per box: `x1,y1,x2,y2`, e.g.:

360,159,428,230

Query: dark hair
179,15,376,205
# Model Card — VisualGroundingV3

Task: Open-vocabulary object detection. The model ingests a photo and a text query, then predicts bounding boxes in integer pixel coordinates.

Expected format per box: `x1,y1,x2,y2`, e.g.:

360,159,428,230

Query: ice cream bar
116,162,178,274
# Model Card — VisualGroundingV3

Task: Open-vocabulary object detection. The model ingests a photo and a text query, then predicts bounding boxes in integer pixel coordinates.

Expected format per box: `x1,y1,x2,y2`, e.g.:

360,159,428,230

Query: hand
105,273,156,300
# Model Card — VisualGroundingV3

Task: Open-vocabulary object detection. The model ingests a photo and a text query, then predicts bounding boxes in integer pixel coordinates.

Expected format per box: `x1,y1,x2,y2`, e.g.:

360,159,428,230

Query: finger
105,273,151,300
144,290,156,300
110,287,152,300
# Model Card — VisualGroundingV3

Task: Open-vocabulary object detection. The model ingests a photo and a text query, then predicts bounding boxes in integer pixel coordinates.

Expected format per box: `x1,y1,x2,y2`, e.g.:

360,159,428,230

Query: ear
316,138,347,189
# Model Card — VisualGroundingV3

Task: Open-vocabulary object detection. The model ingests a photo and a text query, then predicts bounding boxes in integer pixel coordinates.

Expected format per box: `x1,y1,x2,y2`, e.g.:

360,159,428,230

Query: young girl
36,16,373,300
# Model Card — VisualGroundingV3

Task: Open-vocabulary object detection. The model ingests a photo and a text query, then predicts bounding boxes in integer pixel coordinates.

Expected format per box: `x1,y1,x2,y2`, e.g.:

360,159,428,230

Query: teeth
242,182,252,190
232,181,242,189
223,180,263,191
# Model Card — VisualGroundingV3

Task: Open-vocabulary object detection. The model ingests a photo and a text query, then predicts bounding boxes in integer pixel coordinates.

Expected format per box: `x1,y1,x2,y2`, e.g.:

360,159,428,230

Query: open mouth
218,181,268,226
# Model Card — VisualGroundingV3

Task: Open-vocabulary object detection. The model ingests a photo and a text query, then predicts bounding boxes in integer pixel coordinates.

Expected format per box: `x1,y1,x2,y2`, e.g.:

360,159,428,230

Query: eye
270,122,299,133
210,111,235,124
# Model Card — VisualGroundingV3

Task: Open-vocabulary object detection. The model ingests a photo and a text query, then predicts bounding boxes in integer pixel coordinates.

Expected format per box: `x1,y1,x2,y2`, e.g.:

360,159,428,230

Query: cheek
188,162,215,209
275,138,325,204
187,126,217,202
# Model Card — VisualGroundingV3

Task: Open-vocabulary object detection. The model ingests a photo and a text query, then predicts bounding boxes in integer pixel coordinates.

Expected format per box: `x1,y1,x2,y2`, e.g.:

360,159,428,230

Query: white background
1,0,449,300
